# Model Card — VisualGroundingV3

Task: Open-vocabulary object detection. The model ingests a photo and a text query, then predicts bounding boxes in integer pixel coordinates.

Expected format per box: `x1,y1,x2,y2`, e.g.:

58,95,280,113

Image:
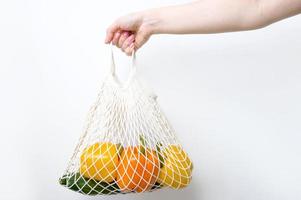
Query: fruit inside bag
59,46,193,195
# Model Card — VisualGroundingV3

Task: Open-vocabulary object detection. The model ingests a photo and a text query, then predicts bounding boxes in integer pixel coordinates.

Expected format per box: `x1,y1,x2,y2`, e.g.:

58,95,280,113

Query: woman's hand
105,0,301,56
105,12,154,56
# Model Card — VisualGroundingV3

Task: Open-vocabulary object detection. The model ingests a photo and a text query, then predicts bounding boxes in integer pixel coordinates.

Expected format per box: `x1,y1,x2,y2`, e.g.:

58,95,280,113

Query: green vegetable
59,174,68,186
139,135,146,155
156,142,164,168
151,182,163,190
59,173,120,195
116,143,124,157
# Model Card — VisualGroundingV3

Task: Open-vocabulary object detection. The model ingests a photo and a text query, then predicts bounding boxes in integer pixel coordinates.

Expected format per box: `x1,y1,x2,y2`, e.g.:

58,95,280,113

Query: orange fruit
136,149,160,192
116,146,160,192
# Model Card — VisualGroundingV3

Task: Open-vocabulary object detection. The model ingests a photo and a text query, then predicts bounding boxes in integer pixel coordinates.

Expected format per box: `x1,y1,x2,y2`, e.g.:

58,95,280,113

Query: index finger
105,23,120,44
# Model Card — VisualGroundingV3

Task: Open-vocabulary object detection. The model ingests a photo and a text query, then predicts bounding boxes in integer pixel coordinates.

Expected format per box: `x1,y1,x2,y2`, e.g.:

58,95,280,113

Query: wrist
139,9,162,35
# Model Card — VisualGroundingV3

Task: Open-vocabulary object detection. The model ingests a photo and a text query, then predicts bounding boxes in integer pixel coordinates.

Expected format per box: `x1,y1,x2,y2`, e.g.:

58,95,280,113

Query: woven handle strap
110,43,137,76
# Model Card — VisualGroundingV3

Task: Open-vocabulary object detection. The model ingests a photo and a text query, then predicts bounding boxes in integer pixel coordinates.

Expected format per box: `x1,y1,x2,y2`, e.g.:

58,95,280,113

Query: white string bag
59,46,193,195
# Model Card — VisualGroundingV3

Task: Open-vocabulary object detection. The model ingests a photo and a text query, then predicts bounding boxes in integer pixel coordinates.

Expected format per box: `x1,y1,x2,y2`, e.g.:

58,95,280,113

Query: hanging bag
59,46,193,195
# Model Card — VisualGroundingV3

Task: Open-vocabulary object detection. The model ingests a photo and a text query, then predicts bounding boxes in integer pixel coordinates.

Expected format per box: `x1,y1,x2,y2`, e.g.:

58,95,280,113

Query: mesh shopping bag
59,46,193,195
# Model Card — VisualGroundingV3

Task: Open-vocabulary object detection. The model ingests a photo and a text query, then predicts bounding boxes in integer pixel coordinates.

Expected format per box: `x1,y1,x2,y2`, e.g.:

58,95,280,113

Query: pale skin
105,0,301,55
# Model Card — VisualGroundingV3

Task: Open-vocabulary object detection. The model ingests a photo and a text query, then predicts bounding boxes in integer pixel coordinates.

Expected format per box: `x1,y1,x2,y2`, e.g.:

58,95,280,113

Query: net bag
59,47,193,195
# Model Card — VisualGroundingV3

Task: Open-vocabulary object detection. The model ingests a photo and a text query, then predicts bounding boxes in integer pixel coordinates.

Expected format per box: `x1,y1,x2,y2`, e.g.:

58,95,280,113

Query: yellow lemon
157,145,193,189
80,142,119,182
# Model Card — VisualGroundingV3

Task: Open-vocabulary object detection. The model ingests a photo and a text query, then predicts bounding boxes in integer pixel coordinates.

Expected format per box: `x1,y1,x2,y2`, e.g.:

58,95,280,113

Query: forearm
105,0,301,54
140,0,301,34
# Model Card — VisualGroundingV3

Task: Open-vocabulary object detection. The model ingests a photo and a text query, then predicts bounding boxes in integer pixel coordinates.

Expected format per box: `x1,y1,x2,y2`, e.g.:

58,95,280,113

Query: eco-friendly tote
59,46,193,195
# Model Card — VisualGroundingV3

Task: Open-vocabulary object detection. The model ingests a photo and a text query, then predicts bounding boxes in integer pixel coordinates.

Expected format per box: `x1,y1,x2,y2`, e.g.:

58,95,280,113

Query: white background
1,0,301,200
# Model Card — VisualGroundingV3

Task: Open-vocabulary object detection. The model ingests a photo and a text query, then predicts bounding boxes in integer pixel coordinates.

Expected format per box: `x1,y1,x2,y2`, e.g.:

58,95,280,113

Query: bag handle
110,43,137,77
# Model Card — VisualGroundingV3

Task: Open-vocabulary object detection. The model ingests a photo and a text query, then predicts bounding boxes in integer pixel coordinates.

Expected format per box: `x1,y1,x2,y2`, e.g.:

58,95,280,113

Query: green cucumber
59,174,68,186
59,172,120,195
94,181,120,195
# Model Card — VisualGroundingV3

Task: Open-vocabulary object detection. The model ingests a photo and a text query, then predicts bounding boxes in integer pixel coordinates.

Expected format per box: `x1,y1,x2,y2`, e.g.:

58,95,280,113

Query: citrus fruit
116,146,160,192
157,145,193,189
80,142,119,182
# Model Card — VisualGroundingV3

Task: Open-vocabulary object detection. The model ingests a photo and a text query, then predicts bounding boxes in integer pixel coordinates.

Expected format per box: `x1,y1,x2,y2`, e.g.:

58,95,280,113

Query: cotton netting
59,48,193,195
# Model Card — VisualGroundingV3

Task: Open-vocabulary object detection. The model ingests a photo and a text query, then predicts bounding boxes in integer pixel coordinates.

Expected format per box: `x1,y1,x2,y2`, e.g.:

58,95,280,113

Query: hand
104,0,301,56
105,12,153,56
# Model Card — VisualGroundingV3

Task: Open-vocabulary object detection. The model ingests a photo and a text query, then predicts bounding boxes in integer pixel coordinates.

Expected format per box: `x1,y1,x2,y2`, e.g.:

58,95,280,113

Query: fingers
105,22,149,56
124,43,135,56
115,31,135,56
121,34,135,50
105,13,150,55
121,35,135,55
112,30,122,45
105,28,149,56
117,31,130,48
105,22,120,44
106,30,135,56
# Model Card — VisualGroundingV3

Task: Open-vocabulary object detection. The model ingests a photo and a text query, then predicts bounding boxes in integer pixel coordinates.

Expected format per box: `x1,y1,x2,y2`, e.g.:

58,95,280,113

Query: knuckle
121,33,128,40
